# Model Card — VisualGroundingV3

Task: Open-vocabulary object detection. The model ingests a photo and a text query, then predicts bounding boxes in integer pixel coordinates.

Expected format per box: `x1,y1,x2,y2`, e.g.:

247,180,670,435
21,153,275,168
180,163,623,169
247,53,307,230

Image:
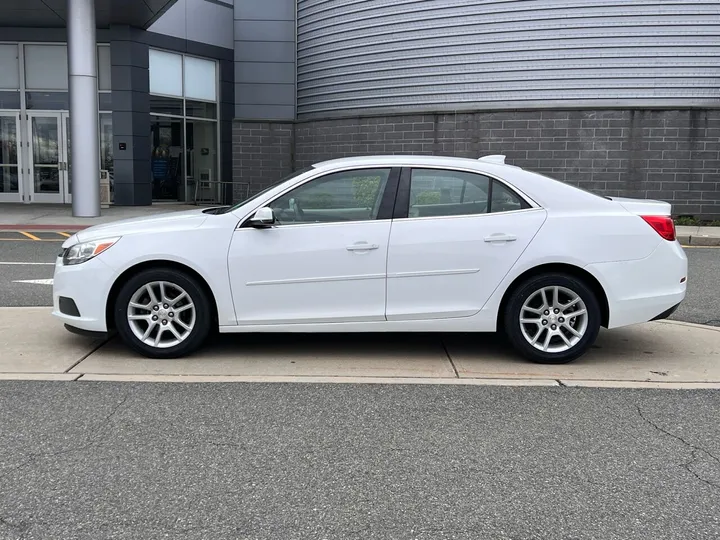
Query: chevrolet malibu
53,155,687,364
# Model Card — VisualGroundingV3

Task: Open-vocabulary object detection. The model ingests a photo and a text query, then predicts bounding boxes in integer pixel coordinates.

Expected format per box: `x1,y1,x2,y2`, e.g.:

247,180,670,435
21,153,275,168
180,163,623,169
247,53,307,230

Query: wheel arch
105,260,219,332
497,263,610,330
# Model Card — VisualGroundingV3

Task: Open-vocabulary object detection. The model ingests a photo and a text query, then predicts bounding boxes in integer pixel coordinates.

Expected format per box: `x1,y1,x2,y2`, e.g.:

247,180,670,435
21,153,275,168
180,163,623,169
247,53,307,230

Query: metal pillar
67,0,100,217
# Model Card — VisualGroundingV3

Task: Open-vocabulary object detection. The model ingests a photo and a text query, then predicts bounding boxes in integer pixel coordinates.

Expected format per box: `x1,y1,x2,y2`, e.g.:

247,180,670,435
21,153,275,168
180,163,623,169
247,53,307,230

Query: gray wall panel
234,0,296,120
236,103,296,120
148,0,233,50
236,62,296,84
297,0,720,118
234,41,295,63
234,20,296,41
235,0,296,21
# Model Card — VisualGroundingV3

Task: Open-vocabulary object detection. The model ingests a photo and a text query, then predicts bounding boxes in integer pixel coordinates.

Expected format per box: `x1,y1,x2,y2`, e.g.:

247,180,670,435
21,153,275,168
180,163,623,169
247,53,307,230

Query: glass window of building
148,49,219,204
0,42,112,204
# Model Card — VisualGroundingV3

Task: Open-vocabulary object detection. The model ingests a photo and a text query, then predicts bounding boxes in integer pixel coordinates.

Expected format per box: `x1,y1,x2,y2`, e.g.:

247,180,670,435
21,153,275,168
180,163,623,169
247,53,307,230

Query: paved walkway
0,203,202,230
2,307,719,388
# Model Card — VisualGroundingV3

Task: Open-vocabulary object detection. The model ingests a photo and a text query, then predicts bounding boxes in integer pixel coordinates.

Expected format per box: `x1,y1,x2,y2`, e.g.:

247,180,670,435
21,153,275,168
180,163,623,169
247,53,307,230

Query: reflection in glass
26,92,70,110
150,115,184,201
0,167,19,194
65,116,71,195
185,100,217,119
98,92,112,111
100,113,114,201
0,115,19,194
149,95,183,116
0,92,21,110
31,117,59,165
186,119,218,203
34,168,60,193
31,117,60,194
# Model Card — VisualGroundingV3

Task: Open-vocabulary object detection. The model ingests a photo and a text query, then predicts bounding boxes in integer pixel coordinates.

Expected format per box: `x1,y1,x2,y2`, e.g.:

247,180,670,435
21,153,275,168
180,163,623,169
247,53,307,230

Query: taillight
641,215,676,241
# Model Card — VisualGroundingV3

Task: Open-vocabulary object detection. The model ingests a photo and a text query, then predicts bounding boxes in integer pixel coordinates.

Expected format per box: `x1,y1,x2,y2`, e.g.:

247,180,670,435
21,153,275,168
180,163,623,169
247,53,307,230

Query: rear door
385,167,547,321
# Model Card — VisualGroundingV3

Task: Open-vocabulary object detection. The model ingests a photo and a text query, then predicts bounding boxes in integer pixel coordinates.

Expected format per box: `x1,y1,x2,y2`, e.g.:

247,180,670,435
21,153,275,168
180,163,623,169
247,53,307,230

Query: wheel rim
519,285,588,354
126,281,196,349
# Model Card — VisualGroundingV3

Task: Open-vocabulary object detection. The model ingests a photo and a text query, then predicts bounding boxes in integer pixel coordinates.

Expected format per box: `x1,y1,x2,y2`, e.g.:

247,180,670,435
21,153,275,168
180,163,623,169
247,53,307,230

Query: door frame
26,111,71,204
0,112,23,203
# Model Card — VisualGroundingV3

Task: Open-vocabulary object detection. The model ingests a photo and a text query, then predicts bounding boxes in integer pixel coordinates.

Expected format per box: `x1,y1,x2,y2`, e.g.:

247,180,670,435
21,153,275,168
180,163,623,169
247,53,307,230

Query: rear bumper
651,302,681,321
586,240,687,329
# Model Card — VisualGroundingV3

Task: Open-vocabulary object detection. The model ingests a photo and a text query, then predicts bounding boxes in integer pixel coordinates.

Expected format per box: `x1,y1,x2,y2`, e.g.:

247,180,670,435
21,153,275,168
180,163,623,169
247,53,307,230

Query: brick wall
234,109,720,218
232,121,294,201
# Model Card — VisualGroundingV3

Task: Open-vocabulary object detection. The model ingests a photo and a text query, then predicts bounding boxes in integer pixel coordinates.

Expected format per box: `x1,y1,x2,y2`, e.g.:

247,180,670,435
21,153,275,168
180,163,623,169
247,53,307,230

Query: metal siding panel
236,62,296,84
296,0,720,118
234,20,296,42
234,0,297,119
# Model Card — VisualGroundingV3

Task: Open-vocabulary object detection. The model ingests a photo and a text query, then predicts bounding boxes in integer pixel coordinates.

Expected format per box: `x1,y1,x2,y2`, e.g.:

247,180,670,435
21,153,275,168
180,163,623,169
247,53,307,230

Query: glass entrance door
27,113,70,203
0,113,22,203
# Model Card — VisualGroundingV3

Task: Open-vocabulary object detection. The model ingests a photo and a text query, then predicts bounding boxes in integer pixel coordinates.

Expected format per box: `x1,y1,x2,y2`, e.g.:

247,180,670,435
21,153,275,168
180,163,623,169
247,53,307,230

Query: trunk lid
608,196,671,216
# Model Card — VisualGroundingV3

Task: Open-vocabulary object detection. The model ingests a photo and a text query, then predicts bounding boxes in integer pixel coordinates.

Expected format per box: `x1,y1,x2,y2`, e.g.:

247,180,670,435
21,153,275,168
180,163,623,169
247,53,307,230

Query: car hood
64,209,210,246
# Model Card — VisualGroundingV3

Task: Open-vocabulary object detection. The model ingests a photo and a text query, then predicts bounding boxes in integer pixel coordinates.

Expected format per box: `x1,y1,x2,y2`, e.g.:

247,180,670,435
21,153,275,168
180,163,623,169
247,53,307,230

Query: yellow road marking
57,232,71,238
19,231,41,241
683,245,720,249
0,238,64,242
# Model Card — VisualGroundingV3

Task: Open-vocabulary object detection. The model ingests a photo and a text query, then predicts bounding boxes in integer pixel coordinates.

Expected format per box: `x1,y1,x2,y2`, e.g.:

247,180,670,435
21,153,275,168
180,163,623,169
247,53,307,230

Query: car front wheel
504,273,601,364
114,268,212,359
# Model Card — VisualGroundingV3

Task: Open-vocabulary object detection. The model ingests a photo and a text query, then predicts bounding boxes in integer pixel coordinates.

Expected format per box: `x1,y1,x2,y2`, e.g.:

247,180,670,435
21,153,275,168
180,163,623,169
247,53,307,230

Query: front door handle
346,243,379,251
484,234,517,243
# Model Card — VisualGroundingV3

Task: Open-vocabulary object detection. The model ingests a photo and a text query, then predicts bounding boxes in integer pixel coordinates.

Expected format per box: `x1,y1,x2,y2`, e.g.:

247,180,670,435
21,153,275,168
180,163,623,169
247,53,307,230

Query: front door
227,168,397,325
0,113,22,203
27,112,71,204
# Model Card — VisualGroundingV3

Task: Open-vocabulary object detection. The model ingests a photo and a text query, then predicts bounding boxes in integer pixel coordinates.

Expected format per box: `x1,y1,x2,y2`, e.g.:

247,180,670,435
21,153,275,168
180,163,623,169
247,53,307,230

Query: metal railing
192,179,249,206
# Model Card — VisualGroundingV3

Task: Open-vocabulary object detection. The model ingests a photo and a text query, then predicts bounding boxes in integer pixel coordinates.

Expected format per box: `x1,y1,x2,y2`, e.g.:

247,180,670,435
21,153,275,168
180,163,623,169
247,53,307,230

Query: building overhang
0,0,178,29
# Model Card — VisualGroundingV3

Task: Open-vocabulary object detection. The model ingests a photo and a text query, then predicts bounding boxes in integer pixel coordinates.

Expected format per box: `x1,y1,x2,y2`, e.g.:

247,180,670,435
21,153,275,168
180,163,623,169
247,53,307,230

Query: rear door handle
346,243,379,251
484,234,517,243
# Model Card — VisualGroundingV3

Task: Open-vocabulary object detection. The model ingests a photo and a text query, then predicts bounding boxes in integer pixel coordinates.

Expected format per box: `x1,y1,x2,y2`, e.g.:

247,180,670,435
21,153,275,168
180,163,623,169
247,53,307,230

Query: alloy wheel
126,281,197,349
519,285,588,353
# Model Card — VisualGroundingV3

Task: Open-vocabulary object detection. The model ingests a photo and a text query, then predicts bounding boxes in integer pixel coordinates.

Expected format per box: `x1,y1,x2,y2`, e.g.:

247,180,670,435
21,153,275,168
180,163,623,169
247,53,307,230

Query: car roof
311,155,612,211
313,154,517,173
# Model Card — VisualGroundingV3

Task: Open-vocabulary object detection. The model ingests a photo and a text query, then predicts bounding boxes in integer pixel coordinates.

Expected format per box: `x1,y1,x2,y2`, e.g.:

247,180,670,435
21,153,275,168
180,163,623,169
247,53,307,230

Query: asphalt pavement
1,237,719,540
0,238,717,325
0,381,719,540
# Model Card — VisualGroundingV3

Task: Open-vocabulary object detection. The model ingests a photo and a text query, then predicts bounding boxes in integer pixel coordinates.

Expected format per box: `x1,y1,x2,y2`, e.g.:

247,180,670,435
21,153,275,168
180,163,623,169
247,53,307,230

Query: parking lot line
19,231,41,241
57,232,71,238
0,238,63,242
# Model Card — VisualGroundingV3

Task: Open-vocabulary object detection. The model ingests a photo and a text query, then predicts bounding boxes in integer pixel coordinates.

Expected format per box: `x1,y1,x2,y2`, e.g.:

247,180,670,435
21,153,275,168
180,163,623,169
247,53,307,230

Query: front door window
269,169,391,225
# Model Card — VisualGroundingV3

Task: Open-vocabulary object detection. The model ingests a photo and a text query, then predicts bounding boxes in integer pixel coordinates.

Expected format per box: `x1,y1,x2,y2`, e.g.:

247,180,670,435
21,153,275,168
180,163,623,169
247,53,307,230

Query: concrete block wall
234,109,720,218
232,122,294,201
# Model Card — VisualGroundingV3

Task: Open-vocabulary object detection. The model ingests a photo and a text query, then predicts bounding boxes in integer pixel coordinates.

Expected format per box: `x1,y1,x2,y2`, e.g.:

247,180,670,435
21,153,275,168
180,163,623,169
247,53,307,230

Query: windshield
217,166,315,214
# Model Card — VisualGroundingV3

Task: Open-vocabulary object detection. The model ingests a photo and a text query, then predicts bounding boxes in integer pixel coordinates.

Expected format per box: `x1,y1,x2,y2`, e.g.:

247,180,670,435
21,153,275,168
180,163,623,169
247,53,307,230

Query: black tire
503,273,601,364
114,267,212,359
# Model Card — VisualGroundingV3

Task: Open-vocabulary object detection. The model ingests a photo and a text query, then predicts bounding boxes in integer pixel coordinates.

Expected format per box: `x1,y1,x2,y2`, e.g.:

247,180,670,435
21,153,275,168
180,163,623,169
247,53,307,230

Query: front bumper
52,255,116,333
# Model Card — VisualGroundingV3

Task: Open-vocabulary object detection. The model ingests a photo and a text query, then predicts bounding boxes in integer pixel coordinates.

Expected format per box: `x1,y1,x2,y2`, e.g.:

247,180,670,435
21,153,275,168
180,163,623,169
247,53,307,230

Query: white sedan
53,155,687,364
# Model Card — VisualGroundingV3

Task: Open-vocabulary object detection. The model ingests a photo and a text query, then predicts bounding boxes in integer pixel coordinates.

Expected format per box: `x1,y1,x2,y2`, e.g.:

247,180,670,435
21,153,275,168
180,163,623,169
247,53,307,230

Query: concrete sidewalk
2,307,720,388
0,203,205,231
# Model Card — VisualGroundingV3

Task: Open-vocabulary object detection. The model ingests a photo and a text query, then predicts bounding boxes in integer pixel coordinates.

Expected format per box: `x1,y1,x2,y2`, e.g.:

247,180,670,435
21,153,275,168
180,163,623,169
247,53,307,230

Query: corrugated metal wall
296,0,720,118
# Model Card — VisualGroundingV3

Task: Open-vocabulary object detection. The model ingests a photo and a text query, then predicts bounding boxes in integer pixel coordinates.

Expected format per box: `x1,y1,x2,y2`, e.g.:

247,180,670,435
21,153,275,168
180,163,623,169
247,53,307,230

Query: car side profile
52,155,687,364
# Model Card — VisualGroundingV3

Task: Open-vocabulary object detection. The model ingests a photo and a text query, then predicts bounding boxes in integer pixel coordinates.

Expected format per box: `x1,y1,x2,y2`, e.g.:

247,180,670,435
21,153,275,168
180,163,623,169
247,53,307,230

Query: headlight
62,237,121,266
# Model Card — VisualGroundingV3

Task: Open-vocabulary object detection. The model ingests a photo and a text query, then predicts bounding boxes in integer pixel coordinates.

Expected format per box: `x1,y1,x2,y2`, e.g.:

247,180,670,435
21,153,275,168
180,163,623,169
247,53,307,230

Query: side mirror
248,207,275,228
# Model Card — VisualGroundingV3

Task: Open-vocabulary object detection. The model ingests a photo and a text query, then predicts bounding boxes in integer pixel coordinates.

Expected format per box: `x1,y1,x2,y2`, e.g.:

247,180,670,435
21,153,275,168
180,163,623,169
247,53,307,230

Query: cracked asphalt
1,382,719,540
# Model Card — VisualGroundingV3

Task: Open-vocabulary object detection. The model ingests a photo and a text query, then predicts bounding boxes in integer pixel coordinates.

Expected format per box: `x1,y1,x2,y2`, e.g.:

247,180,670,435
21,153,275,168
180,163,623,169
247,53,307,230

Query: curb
676,233,720,247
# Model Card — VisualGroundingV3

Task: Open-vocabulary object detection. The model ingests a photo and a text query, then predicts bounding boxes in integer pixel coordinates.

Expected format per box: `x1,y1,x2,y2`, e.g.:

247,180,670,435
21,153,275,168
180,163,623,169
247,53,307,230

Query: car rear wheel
504,273,601,364
114,268,212,359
